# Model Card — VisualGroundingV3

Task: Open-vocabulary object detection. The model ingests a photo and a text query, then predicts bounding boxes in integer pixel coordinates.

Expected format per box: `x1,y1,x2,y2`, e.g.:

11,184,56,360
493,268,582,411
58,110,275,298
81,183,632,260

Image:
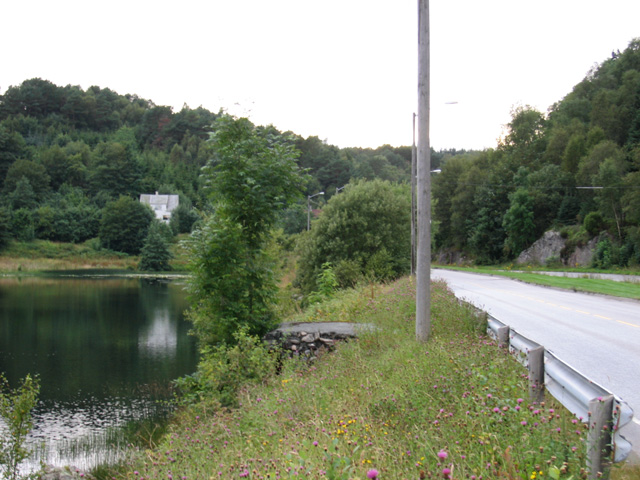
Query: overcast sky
2,1,639,150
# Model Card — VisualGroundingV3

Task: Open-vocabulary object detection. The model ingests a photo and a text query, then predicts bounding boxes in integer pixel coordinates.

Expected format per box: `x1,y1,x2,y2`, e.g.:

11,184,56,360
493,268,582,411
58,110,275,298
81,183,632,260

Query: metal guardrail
487,315,634,477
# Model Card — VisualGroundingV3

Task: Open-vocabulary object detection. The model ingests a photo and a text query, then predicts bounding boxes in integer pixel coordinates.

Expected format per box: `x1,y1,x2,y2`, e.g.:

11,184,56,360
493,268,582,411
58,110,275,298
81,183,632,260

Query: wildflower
313,441,319,446
367,468,379,479
442,467,452,478
437,449,448,459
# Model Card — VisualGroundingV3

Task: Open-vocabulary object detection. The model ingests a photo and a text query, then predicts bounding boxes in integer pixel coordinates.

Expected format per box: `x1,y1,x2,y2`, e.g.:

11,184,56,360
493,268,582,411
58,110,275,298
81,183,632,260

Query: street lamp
307,191,324,231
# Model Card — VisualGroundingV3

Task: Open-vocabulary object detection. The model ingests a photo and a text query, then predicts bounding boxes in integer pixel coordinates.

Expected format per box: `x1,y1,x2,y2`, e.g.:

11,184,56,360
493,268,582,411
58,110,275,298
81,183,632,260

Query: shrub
174,328,278,408
0,374,40,480
296,179,411,295
584,211,603,236
99,196,154,254
307,262,339,304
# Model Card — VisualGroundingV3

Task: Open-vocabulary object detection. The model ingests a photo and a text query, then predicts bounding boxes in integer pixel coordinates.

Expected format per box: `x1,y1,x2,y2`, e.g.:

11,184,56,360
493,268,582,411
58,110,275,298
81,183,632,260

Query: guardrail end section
612,397,634,463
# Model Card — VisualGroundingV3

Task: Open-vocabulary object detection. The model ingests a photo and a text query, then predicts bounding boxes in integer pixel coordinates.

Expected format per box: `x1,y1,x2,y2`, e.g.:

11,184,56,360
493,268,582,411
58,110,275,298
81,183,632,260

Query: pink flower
437,449,448,459
367,468,379,479
443,467,452,478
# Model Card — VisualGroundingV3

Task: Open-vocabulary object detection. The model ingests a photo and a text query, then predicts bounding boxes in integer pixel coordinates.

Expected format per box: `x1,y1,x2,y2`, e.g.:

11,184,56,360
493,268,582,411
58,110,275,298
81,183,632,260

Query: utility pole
416,0,431,342
411,113,417,276
307,191,324,231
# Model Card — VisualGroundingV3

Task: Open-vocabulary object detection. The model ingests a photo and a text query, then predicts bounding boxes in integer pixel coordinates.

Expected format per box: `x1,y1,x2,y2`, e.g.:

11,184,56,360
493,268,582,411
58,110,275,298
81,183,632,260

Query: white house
140,192,180,223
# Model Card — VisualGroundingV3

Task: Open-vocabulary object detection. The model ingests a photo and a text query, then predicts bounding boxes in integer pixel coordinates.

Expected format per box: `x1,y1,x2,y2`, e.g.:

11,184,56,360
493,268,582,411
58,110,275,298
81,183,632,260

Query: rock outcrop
516,231,564,265
516,231,599,267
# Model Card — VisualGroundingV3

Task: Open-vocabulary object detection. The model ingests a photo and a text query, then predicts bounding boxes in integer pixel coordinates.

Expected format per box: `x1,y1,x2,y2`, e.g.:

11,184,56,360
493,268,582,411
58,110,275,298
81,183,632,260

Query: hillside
433,38,640,268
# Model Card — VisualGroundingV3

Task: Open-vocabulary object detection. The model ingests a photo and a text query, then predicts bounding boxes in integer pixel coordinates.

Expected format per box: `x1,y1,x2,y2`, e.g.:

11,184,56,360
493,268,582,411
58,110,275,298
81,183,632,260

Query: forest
1,37,639,270
0,77,438,252
433,38,640,266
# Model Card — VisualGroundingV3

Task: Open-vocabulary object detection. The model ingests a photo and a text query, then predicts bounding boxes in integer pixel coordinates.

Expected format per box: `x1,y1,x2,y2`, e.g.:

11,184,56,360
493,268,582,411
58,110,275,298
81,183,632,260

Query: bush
584,211,604,236
307,262,339,304
0,374,40,480
333,258,363,289
99,196,154,254
296,179,411,295
174,328,278,408
591,236,623,269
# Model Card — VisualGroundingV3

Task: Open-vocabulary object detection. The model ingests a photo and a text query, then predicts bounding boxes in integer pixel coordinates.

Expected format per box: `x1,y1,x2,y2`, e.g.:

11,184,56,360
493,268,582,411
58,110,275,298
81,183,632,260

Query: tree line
0,78,437,253
433,38,640,267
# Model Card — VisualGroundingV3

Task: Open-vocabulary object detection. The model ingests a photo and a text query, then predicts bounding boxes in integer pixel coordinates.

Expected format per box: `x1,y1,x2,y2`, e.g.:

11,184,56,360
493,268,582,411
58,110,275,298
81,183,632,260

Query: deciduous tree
187,114,306,346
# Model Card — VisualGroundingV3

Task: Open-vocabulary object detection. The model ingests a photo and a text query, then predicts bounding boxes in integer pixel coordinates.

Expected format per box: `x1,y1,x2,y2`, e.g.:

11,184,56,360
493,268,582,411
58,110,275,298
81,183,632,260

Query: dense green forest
0,78,450,252
433,38,640,266
0,78,442,252
2,37,639,269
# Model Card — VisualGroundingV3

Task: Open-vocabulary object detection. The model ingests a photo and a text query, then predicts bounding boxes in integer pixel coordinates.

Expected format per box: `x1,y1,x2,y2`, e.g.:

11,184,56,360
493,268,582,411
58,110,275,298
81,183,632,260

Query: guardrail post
587,394,614,479
497,325,509,348
528,346,544,403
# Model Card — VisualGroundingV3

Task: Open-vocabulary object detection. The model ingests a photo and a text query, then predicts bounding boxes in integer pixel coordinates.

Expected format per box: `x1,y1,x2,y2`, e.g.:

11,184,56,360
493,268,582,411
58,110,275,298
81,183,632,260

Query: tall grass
108,277,614,480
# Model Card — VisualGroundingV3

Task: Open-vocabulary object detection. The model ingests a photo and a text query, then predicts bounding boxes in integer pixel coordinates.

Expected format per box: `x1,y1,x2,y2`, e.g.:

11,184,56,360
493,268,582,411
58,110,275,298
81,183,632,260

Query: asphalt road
431,268,640,461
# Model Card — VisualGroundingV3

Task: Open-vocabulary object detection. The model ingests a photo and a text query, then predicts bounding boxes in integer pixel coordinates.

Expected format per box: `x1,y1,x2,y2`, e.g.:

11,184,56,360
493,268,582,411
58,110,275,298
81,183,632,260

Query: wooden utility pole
416,0,431,342
411,112,417,276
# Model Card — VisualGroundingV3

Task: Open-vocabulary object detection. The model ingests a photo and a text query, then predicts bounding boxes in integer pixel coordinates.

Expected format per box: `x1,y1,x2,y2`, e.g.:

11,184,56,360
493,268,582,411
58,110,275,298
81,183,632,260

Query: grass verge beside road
110,277,631,480
436,265,640,301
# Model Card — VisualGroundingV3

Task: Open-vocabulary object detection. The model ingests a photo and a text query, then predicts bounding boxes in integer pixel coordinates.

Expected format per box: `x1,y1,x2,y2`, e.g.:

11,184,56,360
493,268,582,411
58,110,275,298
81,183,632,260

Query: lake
0,273,199,472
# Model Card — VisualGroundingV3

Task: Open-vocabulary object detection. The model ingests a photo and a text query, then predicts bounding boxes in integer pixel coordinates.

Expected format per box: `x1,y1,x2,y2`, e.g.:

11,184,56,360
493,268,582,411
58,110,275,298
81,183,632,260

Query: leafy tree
0,207,11,250
169,202,199,235
502,188,536,257
499,105,547,168
296,179,411,294
0,125,26,188
187,114,306,346
561,134,585,174
8,176,37,210
99,196,154,254
3,159,50,197
593,158,625,239
10,209,34,241
139,221,173,271
90,141,143,198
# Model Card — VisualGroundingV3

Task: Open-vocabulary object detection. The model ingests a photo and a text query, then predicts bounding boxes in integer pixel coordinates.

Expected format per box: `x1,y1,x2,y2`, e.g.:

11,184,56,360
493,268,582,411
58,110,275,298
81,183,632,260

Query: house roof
139,193,180,211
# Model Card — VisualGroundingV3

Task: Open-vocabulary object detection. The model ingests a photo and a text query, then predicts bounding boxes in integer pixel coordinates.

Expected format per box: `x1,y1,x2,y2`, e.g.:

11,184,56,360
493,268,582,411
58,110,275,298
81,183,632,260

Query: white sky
2,1,639,150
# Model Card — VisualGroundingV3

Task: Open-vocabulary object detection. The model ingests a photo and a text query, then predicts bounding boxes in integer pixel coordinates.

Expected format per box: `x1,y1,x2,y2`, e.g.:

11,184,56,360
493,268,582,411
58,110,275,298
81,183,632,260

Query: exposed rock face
516,230,600,267
567,236,598,267
516,231,565,265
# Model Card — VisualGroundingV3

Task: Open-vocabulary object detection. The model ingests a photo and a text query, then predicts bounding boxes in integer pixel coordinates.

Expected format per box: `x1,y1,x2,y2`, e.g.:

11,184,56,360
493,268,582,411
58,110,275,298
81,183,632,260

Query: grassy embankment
0,238,191,274
108,277,637,480
435,265,640,301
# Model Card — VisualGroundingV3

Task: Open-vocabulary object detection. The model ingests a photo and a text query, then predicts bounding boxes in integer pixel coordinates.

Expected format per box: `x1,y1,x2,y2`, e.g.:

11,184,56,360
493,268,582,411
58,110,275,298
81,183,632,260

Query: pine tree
139,222,172,272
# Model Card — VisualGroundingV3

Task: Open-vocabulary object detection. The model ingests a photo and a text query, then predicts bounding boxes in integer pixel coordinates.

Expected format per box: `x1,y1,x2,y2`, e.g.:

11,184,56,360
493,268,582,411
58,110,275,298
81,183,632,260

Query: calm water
0,273,199,471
